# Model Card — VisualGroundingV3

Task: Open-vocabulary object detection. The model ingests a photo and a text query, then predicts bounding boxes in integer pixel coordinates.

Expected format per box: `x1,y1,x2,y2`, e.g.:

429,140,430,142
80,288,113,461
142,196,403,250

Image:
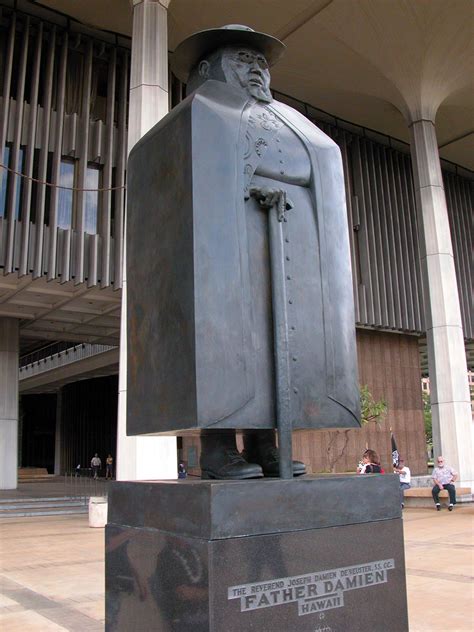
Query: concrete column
128,0,170,148
116,0,176,481
409,119,473,488
54,389,62,475
0,318,19,489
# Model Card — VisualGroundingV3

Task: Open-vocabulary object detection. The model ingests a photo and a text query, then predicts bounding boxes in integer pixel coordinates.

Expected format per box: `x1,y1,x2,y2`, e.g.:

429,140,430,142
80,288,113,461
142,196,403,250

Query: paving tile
0,594,18,608
1,605,24,613
404,506,474,632
0,499,472,631
0,610,69,631
73,598,105,621
0,576,104,631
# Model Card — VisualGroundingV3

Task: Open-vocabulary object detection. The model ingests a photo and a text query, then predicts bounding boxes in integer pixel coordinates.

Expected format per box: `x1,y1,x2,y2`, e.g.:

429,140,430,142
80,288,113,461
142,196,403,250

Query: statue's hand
249,186,294,223
249,186,282,209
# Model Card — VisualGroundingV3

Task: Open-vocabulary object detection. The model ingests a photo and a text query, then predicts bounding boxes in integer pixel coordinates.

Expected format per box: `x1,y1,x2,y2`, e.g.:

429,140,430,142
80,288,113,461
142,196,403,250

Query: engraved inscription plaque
228,559,395,617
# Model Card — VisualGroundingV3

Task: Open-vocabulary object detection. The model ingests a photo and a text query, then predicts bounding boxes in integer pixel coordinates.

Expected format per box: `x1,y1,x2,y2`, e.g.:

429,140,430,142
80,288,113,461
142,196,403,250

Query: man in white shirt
91,454,101,480
431,456,457,511
394,459,411,508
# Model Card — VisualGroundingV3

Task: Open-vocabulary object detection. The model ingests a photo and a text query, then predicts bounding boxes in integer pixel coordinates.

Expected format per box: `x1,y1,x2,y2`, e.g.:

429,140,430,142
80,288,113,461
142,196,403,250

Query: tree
360,385,388,425
326,385,388,473
422,391,432,443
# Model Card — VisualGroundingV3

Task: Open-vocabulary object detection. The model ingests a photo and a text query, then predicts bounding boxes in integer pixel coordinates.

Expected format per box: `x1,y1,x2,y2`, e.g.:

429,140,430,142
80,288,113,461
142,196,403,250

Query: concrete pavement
0,505,472,631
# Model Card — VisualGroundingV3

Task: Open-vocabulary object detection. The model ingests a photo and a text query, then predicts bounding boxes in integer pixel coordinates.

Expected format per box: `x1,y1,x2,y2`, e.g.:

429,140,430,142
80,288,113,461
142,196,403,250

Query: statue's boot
242,430,306,477
200,430,263,479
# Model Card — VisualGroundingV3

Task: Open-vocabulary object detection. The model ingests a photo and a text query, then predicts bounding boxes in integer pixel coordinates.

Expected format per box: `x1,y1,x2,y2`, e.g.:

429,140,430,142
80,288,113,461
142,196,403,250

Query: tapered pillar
0,318,19,489
116,0,176,480
54,390,62,475
409,119,473,487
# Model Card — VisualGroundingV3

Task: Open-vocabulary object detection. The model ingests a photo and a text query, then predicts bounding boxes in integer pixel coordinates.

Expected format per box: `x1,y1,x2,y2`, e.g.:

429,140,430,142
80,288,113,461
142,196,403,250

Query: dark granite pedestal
106,475,408,632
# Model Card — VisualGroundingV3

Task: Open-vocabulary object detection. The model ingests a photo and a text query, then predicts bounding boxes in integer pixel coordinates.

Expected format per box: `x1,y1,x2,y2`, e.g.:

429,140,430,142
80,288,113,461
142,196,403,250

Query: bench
403,486,471,508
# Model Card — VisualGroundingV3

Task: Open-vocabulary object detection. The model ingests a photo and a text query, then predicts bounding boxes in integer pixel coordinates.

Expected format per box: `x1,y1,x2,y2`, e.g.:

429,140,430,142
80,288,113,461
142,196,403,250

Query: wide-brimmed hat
171,24,285,83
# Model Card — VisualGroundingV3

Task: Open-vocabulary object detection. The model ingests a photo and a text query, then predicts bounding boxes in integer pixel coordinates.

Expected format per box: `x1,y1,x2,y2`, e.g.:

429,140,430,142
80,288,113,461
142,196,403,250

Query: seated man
431,456,457,511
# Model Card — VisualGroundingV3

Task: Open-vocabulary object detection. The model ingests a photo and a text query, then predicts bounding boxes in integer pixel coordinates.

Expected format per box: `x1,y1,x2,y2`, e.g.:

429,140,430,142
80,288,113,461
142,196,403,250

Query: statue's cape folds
127,80,360,436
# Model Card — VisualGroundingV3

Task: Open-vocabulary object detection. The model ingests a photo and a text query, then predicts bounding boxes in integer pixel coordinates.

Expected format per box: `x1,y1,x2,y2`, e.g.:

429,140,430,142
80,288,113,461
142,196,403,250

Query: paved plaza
0,505,472,631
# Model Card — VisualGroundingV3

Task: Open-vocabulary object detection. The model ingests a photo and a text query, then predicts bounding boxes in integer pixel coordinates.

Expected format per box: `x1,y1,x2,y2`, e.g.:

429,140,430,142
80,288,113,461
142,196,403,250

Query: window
0,146,9,217
55,160,101,232
110,167,116,236
57,159,75,229
84,164,101,234
90,59,108,122
29,149,40,223
14,147,24,220
0,25,7,97
65,50,84,115
44,153,53,226
0,145,24,219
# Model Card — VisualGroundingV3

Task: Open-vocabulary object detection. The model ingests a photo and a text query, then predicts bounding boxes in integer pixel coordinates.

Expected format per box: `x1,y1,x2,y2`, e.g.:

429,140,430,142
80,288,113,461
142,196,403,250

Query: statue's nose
249,67,264,82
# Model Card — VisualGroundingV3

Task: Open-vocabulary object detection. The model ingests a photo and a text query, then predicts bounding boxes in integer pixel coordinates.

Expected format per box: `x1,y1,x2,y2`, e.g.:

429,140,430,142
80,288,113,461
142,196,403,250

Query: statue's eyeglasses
234,51,269,70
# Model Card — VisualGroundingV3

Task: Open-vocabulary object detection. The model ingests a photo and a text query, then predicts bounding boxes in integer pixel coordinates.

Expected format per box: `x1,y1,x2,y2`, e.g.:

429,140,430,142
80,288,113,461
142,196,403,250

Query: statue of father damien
126,25,360,479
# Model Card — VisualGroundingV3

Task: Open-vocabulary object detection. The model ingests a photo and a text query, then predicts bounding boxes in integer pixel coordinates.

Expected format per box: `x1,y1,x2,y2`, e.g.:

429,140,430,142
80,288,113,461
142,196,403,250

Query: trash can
89,496,108,528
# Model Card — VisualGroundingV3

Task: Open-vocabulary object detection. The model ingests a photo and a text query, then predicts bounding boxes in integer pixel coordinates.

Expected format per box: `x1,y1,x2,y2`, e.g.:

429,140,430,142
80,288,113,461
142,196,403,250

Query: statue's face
221,47,272,102
199,46,272,102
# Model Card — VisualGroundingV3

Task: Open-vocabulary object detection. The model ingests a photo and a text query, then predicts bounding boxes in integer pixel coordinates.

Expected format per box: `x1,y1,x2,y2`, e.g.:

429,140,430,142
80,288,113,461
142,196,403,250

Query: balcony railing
19,342,116,379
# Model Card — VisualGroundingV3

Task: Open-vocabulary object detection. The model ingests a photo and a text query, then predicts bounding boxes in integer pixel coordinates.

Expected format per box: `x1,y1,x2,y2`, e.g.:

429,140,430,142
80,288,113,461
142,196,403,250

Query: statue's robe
127,80,360,436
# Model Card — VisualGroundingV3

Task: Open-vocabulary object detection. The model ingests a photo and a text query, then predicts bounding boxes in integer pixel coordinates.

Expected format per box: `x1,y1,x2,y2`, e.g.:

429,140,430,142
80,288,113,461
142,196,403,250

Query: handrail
19,342,117,372
63,471,108,505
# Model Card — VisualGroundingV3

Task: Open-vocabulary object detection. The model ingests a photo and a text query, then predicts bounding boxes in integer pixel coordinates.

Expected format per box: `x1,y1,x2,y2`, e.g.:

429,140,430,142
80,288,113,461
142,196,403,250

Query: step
0,497,73,505
0,500,86,511
18,468,50,478
0,496,100,506
0,506,88,519
18,476,58,483
0,494,92,519
404,487,471,497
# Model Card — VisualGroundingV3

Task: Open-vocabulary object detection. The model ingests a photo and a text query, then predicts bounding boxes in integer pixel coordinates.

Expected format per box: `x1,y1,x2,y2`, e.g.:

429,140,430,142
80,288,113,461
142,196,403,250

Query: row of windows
0,24,120,125
0,145,103,235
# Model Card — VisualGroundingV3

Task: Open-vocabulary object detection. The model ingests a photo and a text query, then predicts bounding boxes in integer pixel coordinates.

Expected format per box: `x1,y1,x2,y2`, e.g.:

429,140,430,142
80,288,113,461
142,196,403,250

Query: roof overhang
30,0,473,170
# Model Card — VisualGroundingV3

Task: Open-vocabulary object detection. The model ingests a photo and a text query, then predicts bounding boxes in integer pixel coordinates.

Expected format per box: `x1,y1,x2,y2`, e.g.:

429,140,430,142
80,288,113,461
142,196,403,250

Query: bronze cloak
127,80,360,435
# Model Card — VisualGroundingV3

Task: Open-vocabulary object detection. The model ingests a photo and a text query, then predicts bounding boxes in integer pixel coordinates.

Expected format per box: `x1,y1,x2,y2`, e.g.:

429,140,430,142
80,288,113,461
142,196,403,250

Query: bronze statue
126,25,360,479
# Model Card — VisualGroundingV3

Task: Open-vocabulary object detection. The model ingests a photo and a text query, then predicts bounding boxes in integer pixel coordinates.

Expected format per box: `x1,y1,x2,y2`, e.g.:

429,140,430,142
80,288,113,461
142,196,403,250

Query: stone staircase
17,467,56,483
0,496,88,518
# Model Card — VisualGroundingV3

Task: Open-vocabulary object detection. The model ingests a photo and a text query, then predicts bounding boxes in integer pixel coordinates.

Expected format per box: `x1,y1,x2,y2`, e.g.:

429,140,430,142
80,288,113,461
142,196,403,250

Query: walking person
91,453,101,479
432,456,457,511
106,454,114,480
394,458,411,508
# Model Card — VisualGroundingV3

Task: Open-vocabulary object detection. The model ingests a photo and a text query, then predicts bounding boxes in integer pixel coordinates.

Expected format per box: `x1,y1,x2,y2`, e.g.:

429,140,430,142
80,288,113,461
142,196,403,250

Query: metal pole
267,192,293,479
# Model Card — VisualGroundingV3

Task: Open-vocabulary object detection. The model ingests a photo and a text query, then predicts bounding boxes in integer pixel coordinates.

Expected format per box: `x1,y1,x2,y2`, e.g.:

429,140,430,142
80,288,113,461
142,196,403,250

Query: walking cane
250,187,294,479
